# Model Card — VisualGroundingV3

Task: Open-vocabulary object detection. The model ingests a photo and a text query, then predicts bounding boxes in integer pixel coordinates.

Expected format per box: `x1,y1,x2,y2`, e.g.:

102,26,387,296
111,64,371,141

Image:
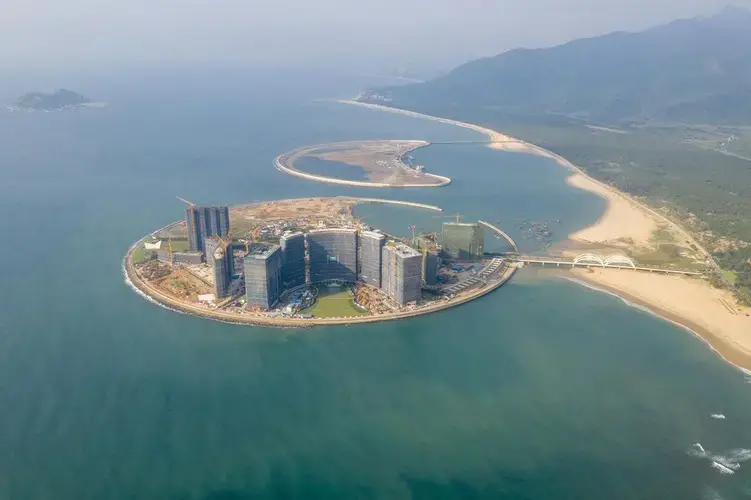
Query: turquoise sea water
1,70,751,499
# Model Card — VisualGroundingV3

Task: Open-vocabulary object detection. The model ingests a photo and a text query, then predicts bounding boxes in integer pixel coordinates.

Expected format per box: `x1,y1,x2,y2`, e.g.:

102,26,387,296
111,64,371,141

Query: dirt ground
287,140,443,186
137,261,212,301
229,197,359,238
156,197,359,240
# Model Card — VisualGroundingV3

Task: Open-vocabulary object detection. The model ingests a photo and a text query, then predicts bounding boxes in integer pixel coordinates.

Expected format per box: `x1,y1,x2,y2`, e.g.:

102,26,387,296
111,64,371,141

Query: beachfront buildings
359,231,386,288
280,232,306,289
306,229,358,283
186,205,230,254
381,243,423,305
205,236,234,299
244,245,283,310
441,222,485,261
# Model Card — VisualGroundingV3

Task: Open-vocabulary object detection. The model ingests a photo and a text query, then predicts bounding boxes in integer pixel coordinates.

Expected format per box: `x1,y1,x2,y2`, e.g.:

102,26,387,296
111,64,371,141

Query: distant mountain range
7,89,104,112
361,6,751,125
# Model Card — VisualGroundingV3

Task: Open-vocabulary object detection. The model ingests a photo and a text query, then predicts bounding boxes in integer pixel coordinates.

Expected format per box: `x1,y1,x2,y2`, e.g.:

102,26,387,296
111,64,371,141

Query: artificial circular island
124,196,515,326
275,140,451,188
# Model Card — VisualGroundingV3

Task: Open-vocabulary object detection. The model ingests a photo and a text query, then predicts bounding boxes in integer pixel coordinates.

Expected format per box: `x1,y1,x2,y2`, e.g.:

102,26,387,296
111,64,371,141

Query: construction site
125,197,515,326
275,140,452,187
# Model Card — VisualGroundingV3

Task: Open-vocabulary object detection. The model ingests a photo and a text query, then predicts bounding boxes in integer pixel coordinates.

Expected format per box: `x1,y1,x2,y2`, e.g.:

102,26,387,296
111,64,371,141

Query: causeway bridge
511,253,704,277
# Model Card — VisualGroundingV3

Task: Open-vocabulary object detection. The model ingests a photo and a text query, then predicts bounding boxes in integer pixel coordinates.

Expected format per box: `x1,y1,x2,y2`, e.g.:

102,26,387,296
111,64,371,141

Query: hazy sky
3,0,751,73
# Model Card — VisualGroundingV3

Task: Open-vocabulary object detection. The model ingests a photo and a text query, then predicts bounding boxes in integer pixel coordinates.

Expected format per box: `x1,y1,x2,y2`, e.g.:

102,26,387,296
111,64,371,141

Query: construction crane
167,237,174,264
239,238,251,254
176,196,195,207
353,216,366,233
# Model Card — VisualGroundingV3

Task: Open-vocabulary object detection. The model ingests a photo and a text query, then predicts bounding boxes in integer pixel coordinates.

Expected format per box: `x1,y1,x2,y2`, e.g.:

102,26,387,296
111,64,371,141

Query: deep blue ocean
1,69,751,499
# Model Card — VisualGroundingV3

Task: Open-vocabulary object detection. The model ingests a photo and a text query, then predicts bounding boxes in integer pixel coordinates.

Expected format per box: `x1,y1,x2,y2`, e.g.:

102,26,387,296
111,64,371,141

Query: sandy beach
340,99,751,372
568,269,751,371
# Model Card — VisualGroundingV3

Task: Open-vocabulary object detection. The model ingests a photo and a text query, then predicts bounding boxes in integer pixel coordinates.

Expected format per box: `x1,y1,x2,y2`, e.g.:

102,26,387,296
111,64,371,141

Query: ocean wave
121,257,189,317
711,461,735,475
689,443,751,474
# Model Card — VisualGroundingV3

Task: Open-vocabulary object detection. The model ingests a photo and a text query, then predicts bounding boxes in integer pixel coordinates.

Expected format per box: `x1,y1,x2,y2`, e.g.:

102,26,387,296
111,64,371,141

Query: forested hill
364,6,751,125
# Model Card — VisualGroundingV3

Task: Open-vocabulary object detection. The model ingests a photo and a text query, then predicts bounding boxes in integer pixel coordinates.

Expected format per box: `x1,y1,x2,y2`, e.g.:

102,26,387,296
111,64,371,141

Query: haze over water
2,70,751,499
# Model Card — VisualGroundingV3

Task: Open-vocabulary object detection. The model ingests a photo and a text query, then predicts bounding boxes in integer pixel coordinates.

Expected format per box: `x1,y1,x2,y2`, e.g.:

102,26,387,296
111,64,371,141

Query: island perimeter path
124,196,516,327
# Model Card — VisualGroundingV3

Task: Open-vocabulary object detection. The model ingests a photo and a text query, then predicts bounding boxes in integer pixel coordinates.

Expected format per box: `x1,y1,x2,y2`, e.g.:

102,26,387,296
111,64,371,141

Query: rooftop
443,222,479,228
360,230,385,240
307,227,357,235
281,231,305,240
385,243,421,257
245,244,280,260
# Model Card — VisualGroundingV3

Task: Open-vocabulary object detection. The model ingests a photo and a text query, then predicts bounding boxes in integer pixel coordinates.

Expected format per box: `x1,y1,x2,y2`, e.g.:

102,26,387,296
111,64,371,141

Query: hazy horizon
4,0,751,80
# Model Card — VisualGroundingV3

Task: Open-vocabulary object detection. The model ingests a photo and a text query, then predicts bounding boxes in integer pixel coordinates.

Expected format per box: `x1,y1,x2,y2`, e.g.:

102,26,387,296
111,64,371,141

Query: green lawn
300,288,367,318
131,246,151,264
722,270,738,285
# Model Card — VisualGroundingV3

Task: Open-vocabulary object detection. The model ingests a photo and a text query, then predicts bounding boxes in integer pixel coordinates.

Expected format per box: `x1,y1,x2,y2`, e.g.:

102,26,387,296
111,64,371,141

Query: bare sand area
277,140,450,188
340,99,751,370
566,174,657,248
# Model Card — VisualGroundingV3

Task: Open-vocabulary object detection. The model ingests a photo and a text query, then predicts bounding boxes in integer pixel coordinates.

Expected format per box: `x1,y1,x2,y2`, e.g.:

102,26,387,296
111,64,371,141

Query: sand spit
566,173,657,247
339,99,751,371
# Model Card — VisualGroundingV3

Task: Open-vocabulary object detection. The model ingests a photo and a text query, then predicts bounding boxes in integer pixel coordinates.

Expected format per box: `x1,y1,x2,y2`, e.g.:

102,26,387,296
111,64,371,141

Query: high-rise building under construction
186,205,230,253
205,237,234,299
441,222,485,261
422,251,440,286
381,243,422,305
306,229,358,283
359,231,386,288
280,232,307,289
244,245,283,310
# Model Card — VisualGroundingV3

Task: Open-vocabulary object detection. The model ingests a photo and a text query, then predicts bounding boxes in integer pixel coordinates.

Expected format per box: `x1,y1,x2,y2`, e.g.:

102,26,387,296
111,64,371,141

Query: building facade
280,232,307,289
185,207,202,252
381,243,423,305
244,245,283,310
306,229,358,283
185,205,230,254
205,237,234,299
359,231,386,288
155,250,204,265
422,251,440,286
441,222,485,261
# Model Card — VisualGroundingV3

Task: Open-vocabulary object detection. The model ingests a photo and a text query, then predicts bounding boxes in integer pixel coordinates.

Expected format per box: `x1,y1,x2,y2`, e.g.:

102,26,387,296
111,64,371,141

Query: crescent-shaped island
274,140,451,188
124,196,516,327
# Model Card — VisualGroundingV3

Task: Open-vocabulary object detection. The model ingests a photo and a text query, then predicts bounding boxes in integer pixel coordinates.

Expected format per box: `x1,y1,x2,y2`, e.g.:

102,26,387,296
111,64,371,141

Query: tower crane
176,196,195,207
167,237,174,264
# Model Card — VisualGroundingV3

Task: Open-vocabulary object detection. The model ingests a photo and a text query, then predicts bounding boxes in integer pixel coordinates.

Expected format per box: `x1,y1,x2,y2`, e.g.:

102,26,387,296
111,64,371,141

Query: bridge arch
603,254,636,268
573,253,605,266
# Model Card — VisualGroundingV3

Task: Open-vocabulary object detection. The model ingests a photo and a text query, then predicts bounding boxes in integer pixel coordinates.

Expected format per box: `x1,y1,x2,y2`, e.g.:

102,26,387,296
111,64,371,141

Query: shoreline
124,250,516,327
337,100,712,257
560,272,751,375
338,99,751,372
